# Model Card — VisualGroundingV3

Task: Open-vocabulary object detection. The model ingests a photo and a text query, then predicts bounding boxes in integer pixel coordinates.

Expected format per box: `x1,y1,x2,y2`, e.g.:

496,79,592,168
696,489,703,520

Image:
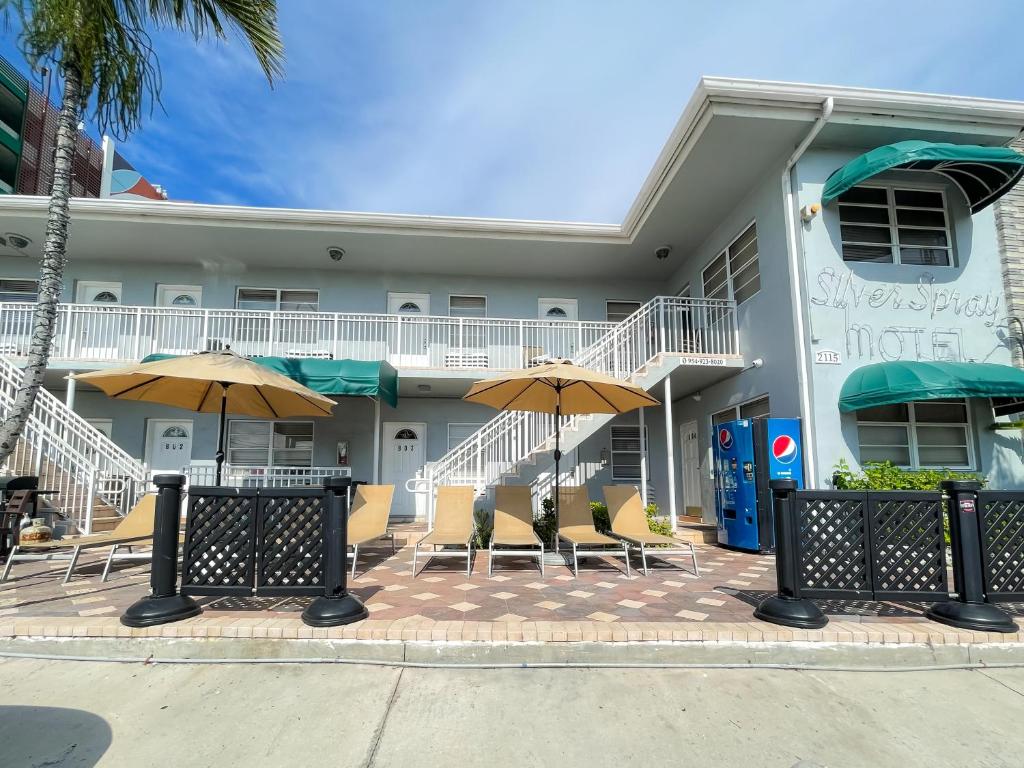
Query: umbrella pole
215,385,228,486
554,388,561,532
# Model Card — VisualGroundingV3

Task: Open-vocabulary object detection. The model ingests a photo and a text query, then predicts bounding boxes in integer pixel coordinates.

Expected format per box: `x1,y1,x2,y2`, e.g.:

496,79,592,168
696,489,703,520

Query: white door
75,281,123,360
381,422,426,519
155,284,204,355
680,420,703,519
537,298,578,360
388,293,431,367
145,419,194,476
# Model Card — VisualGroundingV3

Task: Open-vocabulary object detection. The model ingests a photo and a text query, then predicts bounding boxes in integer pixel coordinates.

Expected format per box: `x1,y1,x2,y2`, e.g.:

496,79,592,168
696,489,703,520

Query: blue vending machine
713,417,804,553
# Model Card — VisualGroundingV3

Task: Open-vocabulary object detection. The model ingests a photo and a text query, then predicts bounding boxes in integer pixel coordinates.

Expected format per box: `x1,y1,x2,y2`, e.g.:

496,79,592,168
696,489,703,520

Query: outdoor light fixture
692,391,702,402
800,203,821,222
751,358,764,368
655,245,672,260
5,233,31,249
327,246,345,262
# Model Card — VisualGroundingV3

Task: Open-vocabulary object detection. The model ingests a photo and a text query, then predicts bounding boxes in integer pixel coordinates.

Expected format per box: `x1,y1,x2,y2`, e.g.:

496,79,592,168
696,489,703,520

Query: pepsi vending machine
713,417,803,553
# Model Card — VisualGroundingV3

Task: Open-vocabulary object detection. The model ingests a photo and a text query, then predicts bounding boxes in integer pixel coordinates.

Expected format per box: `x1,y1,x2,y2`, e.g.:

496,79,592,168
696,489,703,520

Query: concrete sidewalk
2,655,1022,767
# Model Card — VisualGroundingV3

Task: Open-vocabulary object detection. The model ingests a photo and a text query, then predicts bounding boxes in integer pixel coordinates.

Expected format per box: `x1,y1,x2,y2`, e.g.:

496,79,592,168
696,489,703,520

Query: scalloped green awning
141,354,398,407
839,361,1024,413
822,141,1024,214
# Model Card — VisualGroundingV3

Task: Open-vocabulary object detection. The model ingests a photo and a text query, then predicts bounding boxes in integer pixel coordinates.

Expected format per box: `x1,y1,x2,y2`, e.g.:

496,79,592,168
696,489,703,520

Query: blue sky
3,1,1023,221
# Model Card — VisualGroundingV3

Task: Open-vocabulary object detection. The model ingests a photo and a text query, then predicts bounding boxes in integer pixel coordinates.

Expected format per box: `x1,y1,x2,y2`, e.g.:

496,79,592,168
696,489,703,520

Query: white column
664,377,678,532
372,397,381,484
65,372,76,410
638,407,648,507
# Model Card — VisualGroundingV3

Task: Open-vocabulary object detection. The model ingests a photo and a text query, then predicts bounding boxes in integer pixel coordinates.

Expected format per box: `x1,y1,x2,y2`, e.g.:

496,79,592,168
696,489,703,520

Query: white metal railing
414,296,738,518
184,463,353,488
0,356,149,531
0,302,617,370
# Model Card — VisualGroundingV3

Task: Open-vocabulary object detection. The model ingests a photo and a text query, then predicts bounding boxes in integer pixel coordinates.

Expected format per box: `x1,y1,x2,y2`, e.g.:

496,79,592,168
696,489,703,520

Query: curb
3,636,1024,669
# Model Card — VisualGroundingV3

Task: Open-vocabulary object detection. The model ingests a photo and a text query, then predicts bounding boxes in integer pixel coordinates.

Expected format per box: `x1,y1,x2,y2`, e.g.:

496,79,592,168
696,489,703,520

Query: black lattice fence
793,490,947,601
181,486,325,598
978,491,1024,602
796,491,871,599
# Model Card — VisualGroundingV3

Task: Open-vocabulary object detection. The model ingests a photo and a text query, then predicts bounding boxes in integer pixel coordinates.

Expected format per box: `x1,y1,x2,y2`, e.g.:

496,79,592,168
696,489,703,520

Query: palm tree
0,0,284,464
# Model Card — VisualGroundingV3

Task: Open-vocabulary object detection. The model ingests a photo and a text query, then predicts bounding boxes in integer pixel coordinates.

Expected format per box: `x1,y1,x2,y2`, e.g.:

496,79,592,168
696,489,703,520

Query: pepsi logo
772,435,798,464
718,428,733,450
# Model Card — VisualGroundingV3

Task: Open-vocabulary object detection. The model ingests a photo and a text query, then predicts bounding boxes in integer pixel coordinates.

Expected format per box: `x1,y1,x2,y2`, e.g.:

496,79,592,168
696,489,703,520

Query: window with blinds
227,420,314,466
606,300,641,324
449,295,486,317
701,223,760,305
236,287,319,312
0,278,38,302
838,185,952,266
610,424,647,481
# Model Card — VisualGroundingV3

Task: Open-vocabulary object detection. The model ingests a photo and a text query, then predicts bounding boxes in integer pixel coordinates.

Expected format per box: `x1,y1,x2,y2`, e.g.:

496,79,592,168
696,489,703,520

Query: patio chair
412,485,475,577
1,494,168,584
489,485,544,576
348,484,396,578
555,486,630,578
604,485,700,577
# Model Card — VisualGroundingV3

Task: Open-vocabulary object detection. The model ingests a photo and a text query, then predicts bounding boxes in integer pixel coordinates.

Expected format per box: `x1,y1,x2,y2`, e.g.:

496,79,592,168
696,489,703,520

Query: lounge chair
555,486,630,577
348,484,396,578
1,495,164,584
604,485,700,577
489,485,544,576
412,485,475,577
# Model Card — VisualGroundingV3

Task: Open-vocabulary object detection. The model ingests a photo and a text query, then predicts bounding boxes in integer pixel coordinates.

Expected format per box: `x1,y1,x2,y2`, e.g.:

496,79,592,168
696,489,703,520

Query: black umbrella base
302,593,368,627
754,595,828,629
926,600,1017,633
121,594,202,628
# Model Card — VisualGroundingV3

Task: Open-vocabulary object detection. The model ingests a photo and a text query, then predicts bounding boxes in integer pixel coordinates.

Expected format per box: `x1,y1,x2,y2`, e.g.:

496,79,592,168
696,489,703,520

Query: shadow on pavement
0,705,112,767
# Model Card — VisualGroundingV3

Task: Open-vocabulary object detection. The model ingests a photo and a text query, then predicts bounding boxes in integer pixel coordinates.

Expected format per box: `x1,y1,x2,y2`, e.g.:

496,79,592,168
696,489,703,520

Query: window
856,399,972,469
610,424,647,481
712,396,770,425
837,185,952,266
236,288,319,312
606,301,641,324
449,296,486,318
0,278,37,302
447,423,485,451
701,222,760,305
227,420,314,467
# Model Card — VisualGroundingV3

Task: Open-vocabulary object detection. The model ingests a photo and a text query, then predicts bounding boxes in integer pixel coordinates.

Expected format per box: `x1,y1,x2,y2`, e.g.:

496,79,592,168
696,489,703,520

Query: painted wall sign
814,349,841,365
677,355,730,367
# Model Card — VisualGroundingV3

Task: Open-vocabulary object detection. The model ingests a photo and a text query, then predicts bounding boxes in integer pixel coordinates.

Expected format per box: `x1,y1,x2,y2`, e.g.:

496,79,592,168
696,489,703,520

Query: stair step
675,523,718,544
90,516,122,532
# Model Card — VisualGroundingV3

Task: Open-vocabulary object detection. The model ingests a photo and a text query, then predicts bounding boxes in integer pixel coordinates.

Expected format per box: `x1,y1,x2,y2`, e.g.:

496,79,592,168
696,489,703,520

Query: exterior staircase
412,296,739,522
0,356,149,533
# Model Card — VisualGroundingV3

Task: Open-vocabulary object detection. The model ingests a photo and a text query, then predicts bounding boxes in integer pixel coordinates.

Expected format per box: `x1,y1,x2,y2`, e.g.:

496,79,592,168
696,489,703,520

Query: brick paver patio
2,540,1021,643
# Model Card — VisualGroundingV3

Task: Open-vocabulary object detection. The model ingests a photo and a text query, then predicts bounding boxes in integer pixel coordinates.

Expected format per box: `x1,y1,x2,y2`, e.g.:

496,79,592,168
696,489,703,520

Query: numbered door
680,420,704,520
145,419,194,476
381,422,426,519
155,284,204,355
537,298,578,360
74,281,123,360
387,293,431,367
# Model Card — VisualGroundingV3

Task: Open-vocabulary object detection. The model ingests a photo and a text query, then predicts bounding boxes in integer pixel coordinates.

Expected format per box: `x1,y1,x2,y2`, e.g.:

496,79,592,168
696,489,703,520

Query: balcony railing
183,464,353,488
0,297,738,370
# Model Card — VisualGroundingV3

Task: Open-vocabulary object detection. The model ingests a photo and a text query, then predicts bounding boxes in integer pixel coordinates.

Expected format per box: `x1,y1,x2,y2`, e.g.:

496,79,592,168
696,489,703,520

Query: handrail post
121,473,201,627
658,297,667,355
754,479,828,628
926,480,1016,632
303,475,368,626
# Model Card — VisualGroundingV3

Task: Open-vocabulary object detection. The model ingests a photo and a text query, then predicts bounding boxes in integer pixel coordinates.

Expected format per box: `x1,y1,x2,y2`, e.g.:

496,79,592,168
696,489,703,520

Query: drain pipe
782,96,833,489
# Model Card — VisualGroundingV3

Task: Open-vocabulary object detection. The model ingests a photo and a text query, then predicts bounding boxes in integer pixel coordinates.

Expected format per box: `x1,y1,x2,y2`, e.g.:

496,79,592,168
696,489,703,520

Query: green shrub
831,459,985,491
473,508,492,549
534,496,557,545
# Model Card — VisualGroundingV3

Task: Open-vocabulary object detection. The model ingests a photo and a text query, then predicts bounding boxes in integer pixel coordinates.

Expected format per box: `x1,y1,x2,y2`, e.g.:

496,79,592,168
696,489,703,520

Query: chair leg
101,544,119,583
466,544,472,578
572,543,578,578
1,545,18,582
390,532,396,555
488,544,494,577
640,543,648,577
623,542,632,578
351,544,359,580
690,541,700,577
412,543,419,577
63,546,83,585
539,543,545,578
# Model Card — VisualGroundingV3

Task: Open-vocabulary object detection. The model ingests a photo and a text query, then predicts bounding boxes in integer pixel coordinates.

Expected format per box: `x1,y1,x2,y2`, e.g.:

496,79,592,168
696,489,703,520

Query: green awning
141,354,399,408
839,361,1024,413
822,140,1024,214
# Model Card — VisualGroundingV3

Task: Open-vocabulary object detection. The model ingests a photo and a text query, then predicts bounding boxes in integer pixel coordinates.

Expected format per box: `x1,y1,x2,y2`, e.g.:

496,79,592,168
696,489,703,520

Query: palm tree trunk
0,66,82,465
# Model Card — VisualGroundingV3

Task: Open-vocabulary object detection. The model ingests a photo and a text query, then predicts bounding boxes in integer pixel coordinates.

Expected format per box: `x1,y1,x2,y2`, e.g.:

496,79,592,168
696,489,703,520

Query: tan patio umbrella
73,349,335,484
463,359,659,518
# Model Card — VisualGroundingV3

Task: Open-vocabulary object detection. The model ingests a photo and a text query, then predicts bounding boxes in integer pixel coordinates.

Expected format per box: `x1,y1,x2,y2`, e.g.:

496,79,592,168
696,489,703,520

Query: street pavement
2,656,1023,767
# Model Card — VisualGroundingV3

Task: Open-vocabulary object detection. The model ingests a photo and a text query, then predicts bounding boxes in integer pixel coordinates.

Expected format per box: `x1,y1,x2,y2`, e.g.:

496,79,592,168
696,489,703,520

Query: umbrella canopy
464,360,659,523
464,359,660,414
73,350,335,484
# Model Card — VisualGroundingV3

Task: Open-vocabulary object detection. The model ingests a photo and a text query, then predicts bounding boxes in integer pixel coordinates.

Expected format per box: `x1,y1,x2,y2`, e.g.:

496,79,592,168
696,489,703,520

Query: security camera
655,245,672,260
327,247,345,262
